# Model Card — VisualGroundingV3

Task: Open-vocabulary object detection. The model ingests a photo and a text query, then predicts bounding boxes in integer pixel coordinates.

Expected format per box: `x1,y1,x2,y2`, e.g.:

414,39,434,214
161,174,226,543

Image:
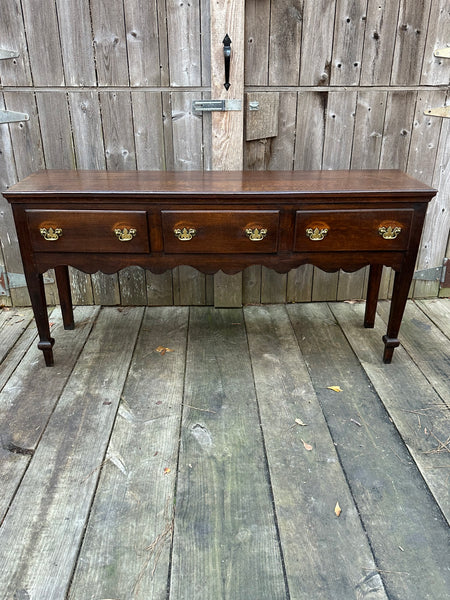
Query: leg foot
382,335,400,364
38,338,55,367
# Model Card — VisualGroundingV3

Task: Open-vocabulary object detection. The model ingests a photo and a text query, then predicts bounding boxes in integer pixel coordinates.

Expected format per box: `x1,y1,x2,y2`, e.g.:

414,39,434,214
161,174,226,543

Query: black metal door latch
223,34,231,90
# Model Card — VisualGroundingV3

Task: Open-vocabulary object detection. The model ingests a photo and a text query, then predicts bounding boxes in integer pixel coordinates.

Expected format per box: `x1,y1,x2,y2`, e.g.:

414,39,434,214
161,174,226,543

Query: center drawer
26,210,149,253
161,210,280,253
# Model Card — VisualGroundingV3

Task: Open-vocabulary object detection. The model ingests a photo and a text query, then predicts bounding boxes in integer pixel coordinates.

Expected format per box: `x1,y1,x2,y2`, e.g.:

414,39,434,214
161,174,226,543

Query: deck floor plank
330,302,450,523
169,307,287,599
68,307,189,600
0,307,143,600
0,307,34,366
0,302,448,600
245,305,387,600
376,300,450,406
0,306,99,521
289,302,450,600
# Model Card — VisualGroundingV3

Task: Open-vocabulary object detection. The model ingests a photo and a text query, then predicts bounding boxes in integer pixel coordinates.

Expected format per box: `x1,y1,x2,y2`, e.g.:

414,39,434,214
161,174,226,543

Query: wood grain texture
420,0,450,85
246,305,387,600
0,307,143,599
330,0,367,86
169,307,286,599
124,0,162,86
0,0,32,86
360,0,400,86
166,0,201,86
300,0,336,86
68,307,188,600
55,0,96,86
391,0,433,85
20,0,64,85
244,0,270,85
268,0,303,86
291,301,450,600
90,0,129,86
351,91,387,169
330,300,450,524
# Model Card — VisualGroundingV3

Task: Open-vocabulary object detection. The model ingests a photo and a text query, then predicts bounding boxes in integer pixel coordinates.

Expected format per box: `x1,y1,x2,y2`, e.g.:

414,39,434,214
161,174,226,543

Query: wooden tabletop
4,169,436,200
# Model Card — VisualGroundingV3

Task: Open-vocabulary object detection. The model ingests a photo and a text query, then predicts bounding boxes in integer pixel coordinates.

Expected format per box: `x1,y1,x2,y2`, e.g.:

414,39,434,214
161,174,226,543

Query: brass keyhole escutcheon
378,225,401,240
114,227,137,241
40,227,63,241
306,227,328,241
246,227,268,241
174,227,197,241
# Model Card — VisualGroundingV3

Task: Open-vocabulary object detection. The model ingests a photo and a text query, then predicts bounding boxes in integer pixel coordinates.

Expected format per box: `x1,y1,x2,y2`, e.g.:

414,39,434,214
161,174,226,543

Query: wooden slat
289,302,450,599
268,0,302,86
244,0,270,85
330,0,367,86
169,308,286,599
415,298,450,337
0,306,99,522
124,0,162,86
132,91,166,170
330,300,450,524
246,305,387,599
391,0,433,85
166,0,202,86
351,91,388,169
414,115,450,298
0,0,32,85
35,92,75,169
360,0,400,85
90,0,129,86
20,0,64,85
379,91,417,170
0,307,33,366
55,0,96,86
294,92,327,170
68,307,188,599
377,300,450,406
286,264,313,303
323,91,357,169
299,0,336,85
0,307,143,599
261,268,287,304
420,0,450,85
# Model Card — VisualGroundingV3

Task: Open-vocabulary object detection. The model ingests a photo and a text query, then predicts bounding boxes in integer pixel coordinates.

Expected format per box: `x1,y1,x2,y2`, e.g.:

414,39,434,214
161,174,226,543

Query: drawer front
26,210,149,253
294,209,413,252
162,210,280,253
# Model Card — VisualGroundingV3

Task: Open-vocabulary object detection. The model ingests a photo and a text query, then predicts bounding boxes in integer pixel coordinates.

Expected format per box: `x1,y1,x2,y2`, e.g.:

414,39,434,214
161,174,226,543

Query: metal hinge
0,268,54,296
0,49,19,60
413,258,450,288
0,109,29,124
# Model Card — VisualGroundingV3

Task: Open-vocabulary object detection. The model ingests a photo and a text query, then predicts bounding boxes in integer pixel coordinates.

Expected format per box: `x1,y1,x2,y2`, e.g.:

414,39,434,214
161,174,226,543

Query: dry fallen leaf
327,386,343,393
335,501,342,517
295,418,307,427
163,467,171,475
301,439,313,451
155,346,174,356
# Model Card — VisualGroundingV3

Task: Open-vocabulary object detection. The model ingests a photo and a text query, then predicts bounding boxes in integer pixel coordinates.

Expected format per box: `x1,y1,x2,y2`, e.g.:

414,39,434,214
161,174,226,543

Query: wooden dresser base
5,169,436,366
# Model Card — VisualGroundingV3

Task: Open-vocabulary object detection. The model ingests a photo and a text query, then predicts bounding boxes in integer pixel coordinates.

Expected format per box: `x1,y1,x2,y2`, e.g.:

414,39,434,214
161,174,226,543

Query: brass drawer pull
306,227,328,241
40,227,62,241
174,227,197,241
246,227,267,241
378,225,401,240
114,227,137,241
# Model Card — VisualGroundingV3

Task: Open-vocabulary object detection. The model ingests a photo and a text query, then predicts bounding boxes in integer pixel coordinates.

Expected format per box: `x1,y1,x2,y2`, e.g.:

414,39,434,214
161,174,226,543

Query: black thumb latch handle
223,34,231,90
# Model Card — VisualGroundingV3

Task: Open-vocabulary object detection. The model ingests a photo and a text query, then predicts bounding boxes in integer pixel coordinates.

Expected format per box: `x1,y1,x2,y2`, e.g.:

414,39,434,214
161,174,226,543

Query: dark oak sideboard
4,169,436,366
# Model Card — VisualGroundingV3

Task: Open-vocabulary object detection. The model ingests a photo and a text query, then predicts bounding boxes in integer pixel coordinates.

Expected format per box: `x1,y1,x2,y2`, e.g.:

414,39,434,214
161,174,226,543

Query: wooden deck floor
0,299,449,600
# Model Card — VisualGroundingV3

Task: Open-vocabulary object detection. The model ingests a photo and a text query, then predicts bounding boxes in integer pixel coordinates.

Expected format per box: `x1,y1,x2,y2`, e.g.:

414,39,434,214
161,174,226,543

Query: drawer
294,209,413,252
26,210,149,253
161,210,280,253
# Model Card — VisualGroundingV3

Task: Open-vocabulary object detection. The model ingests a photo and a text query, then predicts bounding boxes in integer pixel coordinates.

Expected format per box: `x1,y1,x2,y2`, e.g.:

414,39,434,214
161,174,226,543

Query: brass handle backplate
306,227,328,241
174,227,197,241
114,227,137,241
378,225,401,240
246,227,267,241
40,227,63,241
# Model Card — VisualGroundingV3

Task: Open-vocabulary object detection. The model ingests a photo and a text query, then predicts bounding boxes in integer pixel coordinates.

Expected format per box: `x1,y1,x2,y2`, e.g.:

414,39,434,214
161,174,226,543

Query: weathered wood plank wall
0,0,448,307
